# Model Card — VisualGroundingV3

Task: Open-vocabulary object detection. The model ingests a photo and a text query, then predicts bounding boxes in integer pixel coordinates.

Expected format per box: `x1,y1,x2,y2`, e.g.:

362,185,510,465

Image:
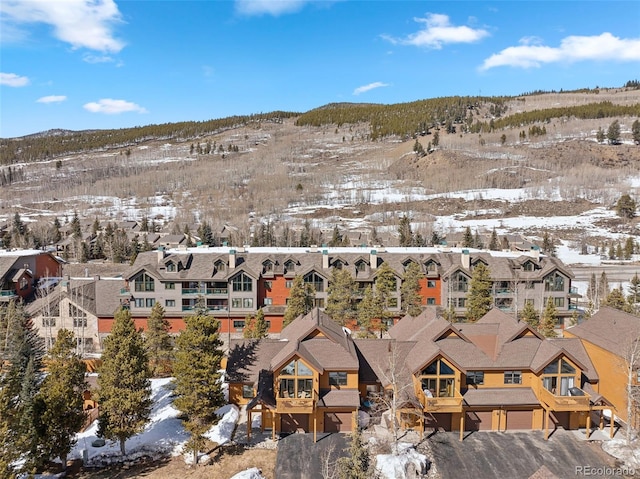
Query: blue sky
1,0,639,138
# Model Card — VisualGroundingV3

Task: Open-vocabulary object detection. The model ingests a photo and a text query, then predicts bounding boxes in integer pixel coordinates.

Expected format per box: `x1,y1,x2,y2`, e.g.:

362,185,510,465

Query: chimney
229,249,236,269
530,245,540,260
157,246,165,263
94,275,100,281
461,249,470,269
370,249,378,270
322,249,329,269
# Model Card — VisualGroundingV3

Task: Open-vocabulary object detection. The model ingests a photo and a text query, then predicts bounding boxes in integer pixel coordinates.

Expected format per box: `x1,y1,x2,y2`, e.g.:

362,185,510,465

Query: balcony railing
494,288,511,295
182,306,228,312
539,386,590,411
276,389,318,414
0,290,17,297
182,287,229,295
419,390,464,413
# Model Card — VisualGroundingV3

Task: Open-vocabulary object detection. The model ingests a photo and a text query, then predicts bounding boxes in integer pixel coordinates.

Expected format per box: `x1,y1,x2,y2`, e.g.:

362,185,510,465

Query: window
165,282,175,290
452,272,468,292
525,281,535,289
232,298,242,308
279,359,314,399
73,316,87,328
419,358,456,398
232,273,253,292
545,297,565,308
356,261,366,272
284,260,296,273
243,298,253,308
242,384,254,398
215,260,226,272
134,273,155,292
134,298,144,308
145,298,155,307
425,261,437,273
285,280,293,289
304,272,324,292
42,317,56,327
448,297,466,308
427,280,436,288
166,262,176,272
542,358,577,396
263,261,274,272
233,320,245,329
366,384,380,396
544,272,565,292
165,299,175,307
334,260,343,270
20,277,28,290
504,371,522,384
264,280,272,290
523,261,535,271
314,298,325,308
264,297,273,306
329,372,348,386
466,371,484,385
427,298,436,305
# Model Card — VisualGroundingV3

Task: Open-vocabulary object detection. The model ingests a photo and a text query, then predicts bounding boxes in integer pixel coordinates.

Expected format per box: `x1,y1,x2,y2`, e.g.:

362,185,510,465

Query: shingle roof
463,387,539,406
565,306,640,354
226,339,286,384
317,389,360,408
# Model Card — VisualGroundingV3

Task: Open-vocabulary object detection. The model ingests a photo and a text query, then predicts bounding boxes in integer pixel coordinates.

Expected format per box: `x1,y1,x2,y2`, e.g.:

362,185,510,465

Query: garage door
506,410,533,430
281,414,309,433
324,412,353,433
465,410,492,431
551,411,570,430
424,413,452,431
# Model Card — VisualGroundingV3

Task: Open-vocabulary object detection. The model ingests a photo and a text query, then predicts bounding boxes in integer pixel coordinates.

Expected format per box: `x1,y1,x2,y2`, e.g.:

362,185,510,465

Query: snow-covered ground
70,378,237,467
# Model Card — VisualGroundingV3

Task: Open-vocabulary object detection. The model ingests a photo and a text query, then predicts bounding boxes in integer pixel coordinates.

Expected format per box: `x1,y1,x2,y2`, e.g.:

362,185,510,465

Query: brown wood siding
424,413,452,431
465,410,492,431
324,412,352,433
506,410,533,430
281,413,310,433
551,411,570,429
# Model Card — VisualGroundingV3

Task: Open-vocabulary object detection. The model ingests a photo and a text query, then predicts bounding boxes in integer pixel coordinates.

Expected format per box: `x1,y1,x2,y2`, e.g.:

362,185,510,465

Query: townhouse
0,250,62,303
119,246,577,337
564,307,640,430
226,307,615,439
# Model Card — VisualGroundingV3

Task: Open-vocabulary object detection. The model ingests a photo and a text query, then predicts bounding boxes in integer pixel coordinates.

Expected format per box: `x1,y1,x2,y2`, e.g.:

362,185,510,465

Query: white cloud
481,32,640,70
235,0,309,16
36,95,67,104
83,54,115,64
353,82,389,96
1,0,124,52
83,99,147,114
383,13,489,49
0,72,29,87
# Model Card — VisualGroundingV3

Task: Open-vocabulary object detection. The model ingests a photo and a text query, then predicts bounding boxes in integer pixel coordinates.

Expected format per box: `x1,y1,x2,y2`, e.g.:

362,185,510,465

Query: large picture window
544,272,565,292
542,358,577,396
279,359,314,399
419,358,456,398
134,273,155,292
232,273,253,292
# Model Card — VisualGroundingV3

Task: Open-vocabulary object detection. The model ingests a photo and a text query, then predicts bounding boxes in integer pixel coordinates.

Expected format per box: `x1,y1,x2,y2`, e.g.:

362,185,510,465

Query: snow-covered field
70,378,238,467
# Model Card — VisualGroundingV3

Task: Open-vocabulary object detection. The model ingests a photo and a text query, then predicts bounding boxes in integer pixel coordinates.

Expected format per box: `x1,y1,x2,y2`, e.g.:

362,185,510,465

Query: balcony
419,390,464,413
119,288,130,295
276,390,318,414
494,288,511,296
0,290,17,298
181,288,199,295
539,386,590,411
568,287,582,298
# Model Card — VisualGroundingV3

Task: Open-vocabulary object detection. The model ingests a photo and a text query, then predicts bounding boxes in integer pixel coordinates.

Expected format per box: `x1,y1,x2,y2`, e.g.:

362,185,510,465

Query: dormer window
215,260,226,272
263,260,274,273
425,261,437,273
522,261,535,272
333,260,343,270
166,262,176,272
284,260,296,273
472,258,487,268
402,260,417,271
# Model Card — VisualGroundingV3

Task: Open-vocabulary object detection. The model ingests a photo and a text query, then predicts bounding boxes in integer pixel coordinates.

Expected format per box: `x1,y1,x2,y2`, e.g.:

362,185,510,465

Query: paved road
571,263,640,284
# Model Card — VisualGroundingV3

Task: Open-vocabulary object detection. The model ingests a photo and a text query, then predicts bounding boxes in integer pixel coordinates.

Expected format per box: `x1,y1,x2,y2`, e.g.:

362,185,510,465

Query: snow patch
230,467,267,479
375,443,430,479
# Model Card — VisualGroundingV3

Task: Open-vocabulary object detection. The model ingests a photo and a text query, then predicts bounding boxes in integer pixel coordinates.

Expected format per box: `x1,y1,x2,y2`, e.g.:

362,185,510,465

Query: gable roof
566,306,640,354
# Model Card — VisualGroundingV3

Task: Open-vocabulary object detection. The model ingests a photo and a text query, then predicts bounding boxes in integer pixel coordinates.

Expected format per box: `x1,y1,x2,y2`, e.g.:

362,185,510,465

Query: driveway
275,433,349,479
426,430,622,479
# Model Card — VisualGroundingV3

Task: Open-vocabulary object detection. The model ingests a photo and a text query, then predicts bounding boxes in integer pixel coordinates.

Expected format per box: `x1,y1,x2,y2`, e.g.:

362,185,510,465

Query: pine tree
357,286,380,338
374,262,397,333
542,232,556,257
243,308,269,339
462,226,473,248
603,288,633,313
628,273,640,314
520,301,540,329
35,329,86,470
598,271,609,302
325,268,357,325
398,215,414,247
283,275,315,327
97,308,151,455
145,303,173,377
401,261,423,317
173,308,225,465
632,119,640,144
0,300,45,475
607,119,621,144
539,297,558,338
587,272,597,304
465,263,493,322
336,428,371,479
616,194,637,219
488,228,499,251
596,126,605,143
71,210,81,238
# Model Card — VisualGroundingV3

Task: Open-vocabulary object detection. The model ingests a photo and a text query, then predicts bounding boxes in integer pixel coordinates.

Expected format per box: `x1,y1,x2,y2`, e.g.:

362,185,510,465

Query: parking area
426,430,622,479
